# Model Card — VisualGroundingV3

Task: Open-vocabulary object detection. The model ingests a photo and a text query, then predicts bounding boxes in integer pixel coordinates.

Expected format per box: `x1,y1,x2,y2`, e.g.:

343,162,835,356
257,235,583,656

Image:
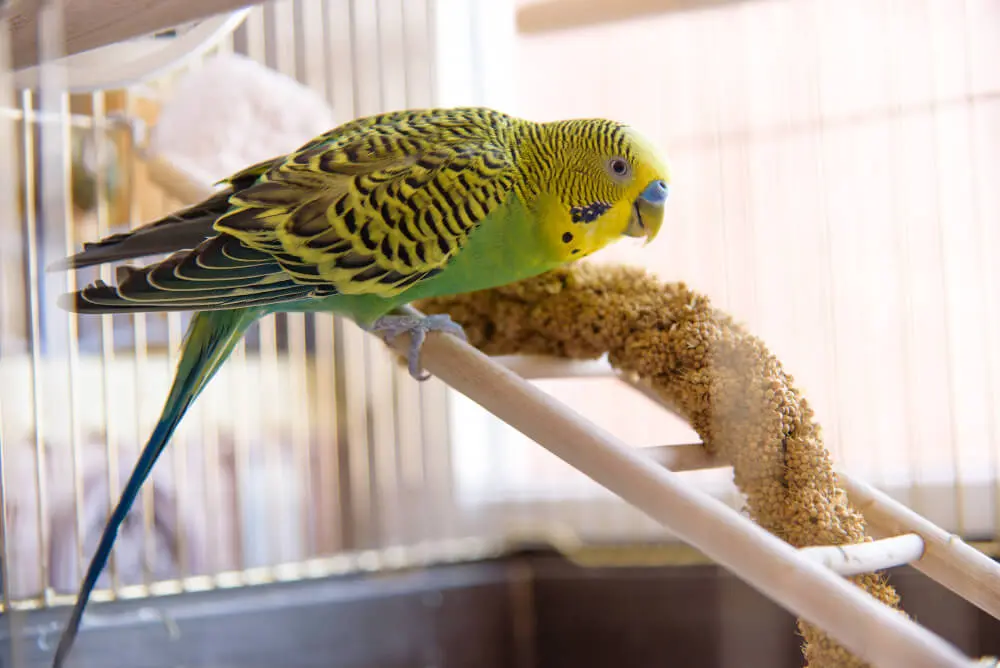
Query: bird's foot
365,313,467,381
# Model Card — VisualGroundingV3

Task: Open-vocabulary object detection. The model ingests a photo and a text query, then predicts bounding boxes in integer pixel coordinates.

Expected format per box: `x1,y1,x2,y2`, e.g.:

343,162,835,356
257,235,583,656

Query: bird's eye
607,157,631,178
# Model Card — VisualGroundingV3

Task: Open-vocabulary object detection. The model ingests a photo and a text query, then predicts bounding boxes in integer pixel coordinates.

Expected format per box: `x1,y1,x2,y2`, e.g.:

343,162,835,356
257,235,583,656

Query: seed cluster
416,262,902,668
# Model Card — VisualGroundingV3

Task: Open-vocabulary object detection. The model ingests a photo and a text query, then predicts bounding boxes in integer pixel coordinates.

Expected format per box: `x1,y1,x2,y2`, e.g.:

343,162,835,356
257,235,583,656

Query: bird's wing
215,128,517,298
64,124,517,313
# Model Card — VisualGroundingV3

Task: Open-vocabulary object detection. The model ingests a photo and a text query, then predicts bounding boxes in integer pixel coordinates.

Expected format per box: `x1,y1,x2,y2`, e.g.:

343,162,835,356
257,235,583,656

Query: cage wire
1,0,999,661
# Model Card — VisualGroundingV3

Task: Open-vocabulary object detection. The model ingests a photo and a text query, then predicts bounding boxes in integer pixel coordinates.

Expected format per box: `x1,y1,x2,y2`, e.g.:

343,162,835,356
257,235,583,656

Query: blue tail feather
51,308,259,668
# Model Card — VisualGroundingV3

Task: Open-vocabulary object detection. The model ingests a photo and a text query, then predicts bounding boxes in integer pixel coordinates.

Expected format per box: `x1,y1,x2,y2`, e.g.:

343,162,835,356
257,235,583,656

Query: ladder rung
491,354,615,379
643,443,725,472
799,533,925,576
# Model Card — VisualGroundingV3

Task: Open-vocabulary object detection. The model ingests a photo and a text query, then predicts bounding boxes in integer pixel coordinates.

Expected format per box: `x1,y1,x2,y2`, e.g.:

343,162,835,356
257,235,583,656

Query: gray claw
366,313,467,381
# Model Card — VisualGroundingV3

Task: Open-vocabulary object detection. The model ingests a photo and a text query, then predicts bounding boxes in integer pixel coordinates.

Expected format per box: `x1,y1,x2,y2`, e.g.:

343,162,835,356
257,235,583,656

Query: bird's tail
51,307,261,668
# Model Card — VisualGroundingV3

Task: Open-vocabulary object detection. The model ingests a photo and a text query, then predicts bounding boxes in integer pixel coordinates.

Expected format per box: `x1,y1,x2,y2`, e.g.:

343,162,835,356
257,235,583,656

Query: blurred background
0,0,998,665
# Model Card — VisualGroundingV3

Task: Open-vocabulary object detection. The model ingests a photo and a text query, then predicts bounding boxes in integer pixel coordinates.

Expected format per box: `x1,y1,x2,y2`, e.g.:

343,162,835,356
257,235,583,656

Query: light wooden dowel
799,534,925,577
840,473,1000,621
388,310,974,668
11,0,268,70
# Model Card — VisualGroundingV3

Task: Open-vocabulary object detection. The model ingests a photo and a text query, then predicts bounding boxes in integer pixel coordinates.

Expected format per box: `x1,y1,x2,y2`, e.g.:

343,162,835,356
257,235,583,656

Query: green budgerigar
48,106,670,666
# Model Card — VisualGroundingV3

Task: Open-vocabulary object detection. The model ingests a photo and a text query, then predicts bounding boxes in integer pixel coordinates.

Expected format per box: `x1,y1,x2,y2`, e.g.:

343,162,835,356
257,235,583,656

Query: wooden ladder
388,317,1000,668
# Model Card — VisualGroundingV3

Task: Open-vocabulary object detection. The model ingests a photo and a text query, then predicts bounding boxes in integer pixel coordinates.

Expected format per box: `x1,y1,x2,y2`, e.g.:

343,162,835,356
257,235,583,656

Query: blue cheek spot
570,201,612,223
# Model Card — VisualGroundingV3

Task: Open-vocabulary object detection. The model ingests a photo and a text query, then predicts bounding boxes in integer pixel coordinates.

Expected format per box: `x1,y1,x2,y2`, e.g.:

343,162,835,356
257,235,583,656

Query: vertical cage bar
56,94,85,603
21,85,51,607
0,14,20,654
0,2,14,617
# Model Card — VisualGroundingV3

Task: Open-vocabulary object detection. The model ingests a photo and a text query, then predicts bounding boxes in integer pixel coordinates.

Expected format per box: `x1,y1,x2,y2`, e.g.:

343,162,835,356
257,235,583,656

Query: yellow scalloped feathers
416,262,902,668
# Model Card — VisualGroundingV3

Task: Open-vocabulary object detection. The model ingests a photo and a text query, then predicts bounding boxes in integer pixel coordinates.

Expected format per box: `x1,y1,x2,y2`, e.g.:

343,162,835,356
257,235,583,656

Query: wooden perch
386,305,974,668
9,0,267,71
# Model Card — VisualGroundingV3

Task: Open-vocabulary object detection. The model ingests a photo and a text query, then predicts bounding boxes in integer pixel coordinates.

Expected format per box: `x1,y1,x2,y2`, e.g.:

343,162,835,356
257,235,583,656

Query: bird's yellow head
517,117,671,262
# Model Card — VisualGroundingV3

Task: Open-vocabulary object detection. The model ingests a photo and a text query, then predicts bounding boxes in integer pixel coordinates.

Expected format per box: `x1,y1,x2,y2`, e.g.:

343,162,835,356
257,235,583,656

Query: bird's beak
625,179,669,245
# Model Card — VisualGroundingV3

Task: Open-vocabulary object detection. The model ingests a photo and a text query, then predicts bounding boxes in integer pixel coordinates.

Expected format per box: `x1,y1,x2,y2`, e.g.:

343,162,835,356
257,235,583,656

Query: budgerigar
48,106,670,667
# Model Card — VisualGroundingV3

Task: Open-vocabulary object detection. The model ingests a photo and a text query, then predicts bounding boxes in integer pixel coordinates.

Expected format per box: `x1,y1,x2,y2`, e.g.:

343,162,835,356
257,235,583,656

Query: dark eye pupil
612,159,627,175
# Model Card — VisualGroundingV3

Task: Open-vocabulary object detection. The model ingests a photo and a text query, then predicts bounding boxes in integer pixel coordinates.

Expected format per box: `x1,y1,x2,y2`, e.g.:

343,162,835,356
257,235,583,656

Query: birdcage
0,1,999,667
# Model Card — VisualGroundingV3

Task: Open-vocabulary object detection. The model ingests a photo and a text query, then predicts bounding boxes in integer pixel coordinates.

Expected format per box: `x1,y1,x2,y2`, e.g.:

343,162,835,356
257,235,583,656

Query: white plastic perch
797,533,925,578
